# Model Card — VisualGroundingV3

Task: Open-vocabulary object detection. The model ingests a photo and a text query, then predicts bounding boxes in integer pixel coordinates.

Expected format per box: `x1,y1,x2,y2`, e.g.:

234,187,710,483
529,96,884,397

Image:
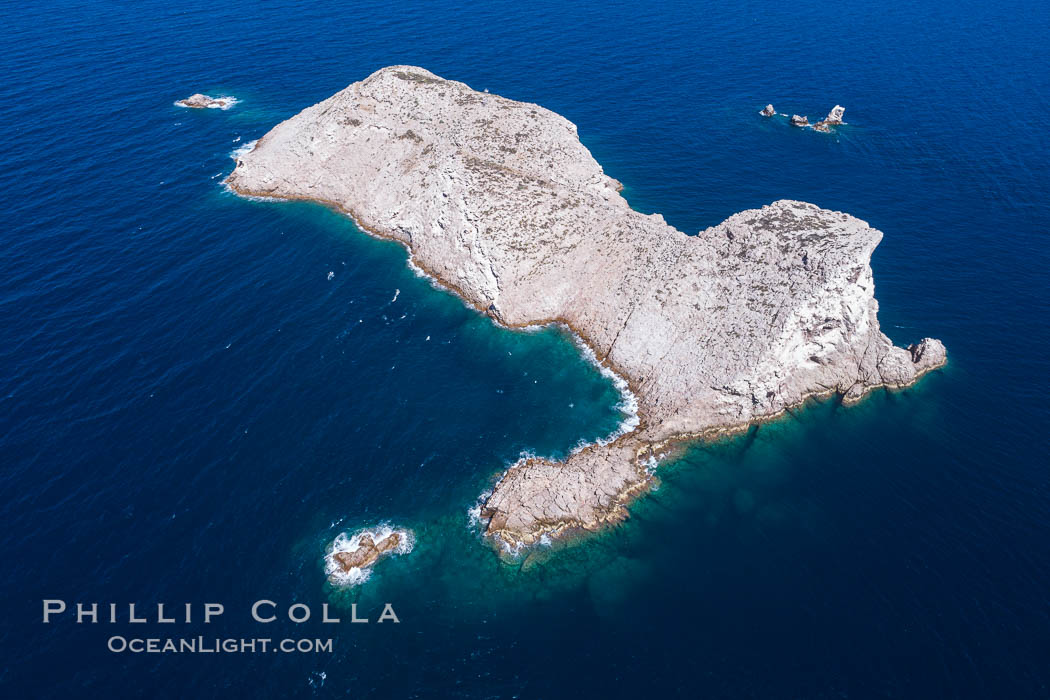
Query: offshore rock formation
227,66,945,549
325,526,413,586
824,105,846,125
790,114,810,127
761,104,776,117
175,93,235,110
333,532,402,570
813,105,846,132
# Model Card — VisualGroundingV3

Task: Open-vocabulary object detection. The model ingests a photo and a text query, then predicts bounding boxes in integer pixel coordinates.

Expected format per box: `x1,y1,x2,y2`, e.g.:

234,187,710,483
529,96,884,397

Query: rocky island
813,105,846,132
325,526,414,586
227,67,945,551
175,93,236,110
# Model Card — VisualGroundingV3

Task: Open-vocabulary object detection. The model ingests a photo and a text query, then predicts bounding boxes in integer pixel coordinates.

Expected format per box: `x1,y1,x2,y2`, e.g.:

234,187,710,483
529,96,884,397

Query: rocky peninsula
227,66,945,550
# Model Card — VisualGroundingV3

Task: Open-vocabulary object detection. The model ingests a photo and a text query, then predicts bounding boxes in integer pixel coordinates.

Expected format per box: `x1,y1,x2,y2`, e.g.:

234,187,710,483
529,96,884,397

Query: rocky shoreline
226,66,946,551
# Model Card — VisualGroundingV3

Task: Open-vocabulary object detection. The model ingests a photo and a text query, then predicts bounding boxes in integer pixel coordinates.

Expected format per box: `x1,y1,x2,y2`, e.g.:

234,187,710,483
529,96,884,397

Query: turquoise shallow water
3,0,1049,697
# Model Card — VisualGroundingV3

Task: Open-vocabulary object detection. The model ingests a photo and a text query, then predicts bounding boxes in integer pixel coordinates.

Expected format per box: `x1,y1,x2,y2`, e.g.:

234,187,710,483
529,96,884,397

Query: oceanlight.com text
107,636,334,654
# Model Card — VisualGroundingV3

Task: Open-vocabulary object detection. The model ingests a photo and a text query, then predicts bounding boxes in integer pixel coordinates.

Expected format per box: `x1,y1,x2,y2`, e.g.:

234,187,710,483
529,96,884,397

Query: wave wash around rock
227,66,946,550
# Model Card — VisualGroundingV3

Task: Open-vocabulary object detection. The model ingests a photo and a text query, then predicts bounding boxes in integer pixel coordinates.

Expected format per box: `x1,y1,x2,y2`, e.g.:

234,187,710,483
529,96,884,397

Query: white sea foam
391,288,400,302
495,533,525,557
213,96,239,110
467,488,493,529
230,139,258,160
406,257,432,280
323,524,414,587
220,179,278,201
220,142,272,200
567,330,640,446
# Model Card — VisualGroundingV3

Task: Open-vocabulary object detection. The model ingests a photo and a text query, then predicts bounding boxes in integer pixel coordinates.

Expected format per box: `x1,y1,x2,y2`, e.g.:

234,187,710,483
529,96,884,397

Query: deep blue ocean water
3,0,1049,697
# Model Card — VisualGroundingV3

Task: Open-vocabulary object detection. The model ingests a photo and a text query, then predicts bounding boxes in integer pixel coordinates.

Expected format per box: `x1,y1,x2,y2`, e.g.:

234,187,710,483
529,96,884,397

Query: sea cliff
227,66,945,549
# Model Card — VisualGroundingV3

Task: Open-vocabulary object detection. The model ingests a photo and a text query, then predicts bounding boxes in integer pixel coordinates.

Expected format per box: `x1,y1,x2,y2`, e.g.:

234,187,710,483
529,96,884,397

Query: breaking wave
220,141,274,199
567,330,640,446
230,139,258,160
405,256,442,289
467,488,493,529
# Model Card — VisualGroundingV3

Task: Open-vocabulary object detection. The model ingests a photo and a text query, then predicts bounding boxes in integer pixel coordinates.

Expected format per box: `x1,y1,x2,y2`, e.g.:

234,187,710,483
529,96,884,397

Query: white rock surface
761,104,776,117
824,105,846,125
227,66,945,547
176,93,235,109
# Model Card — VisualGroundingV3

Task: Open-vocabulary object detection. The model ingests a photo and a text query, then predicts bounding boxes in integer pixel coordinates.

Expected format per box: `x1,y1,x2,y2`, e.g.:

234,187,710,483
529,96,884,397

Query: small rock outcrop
175,93,235,110
333,532,401,570
907,337,946,365
324,526,413,586
812,105,846,133
760,104,776,117
790,114,809,127
824,105,846,125
227,67,945,550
